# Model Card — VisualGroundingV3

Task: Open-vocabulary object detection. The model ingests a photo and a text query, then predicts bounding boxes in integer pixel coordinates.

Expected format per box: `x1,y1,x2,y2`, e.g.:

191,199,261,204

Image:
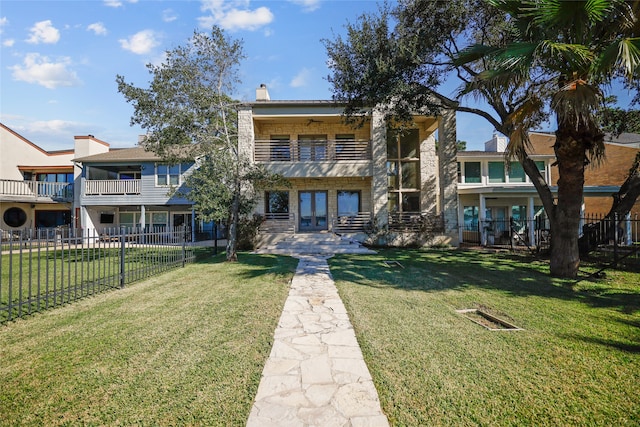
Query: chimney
256,83,270,101
484,132,508,152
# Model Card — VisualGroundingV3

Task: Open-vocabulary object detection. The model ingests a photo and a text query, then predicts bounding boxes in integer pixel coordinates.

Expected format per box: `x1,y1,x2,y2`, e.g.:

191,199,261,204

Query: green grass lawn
329,249,640,426
0,253,297,426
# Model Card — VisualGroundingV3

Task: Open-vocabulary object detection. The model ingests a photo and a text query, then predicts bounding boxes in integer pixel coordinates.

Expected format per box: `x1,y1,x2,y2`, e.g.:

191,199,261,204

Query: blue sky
0,1,635,152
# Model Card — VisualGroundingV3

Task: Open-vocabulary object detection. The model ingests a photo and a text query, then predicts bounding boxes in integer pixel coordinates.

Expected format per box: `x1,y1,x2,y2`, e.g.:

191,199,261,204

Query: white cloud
10,53,81,89
289,0,321,12
26,20,60,44
119,30,160,55
104,0,138,7
30,119,81,134
290,67,312,88
3,39,15,47
0,16,8,32
87,22,107,36
162,9,178,22
198,0,274,31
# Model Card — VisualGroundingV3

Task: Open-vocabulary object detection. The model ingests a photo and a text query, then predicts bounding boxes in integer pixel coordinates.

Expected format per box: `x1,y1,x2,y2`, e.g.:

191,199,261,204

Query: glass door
299,191,328,231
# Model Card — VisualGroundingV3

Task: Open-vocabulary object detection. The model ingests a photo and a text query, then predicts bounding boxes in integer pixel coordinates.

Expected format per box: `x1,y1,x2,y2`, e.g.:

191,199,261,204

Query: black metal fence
461,213,640,255
0,226,195,323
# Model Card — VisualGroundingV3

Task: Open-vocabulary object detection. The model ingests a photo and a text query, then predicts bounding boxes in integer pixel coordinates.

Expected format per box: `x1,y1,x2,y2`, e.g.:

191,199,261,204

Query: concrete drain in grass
456,308,523,331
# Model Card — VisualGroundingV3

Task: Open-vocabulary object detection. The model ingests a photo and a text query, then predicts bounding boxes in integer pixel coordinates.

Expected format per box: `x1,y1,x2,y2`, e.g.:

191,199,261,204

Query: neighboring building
238,85,459,246
73,146,211,238
0,123,107,232
457,131,640,246
457,133,556,245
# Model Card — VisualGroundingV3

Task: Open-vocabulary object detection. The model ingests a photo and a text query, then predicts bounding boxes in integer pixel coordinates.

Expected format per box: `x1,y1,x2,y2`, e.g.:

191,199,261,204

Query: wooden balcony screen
254,139,372,162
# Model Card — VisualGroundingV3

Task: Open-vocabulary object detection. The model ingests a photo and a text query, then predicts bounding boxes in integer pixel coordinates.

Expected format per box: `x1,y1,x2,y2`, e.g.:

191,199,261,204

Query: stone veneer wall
438,109,459,245
371,109,388,226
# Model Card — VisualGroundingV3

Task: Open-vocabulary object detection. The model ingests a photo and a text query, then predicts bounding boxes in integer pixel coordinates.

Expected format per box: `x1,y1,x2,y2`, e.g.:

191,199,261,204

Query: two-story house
73,146,208,238
458,131,640,247
238,85,459,246
0,123,107,234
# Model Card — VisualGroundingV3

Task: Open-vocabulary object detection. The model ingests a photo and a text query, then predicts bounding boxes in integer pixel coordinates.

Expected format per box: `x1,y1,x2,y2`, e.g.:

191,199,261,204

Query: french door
299,191,328,231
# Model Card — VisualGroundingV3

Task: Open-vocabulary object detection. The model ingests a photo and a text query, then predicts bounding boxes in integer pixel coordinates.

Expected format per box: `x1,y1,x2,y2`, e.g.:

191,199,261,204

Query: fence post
613,213,619,267
120,226,126,288
182,226,186,268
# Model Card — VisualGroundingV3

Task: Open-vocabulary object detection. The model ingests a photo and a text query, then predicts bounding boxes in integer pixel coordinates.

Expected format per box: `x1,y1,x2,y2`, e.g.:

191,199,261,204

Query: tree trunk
549,129,586,278
226,190,240,262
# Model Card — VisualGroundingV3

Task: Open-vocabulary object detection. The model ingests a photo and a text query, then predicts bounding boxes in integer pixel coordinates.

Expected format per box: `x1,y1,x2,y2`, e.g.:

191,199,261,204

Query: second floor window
464,162,481,183
156,164,180,186
488,162,505,183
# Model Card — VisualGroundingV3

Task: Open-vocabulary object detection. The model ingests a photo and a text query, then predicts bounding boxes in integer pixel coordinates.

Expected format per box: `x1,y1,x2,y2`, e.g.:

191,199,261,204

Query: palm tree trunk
549,128,586,278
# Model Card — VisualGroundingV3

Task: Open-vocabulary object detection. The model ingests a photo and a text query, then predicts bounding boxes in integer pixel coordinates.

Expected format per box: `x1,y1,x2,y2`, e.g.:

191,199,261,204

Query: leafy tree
324,0,639,278
457,140,467,151
117,27,286,261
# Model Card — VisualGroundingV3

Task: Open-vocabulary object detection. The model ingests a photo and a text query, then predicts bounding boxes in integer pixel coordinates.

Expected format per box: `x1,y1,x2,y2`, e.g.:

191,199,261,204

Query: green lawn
329,249,640,426
3,248,638,426
0,253,297,426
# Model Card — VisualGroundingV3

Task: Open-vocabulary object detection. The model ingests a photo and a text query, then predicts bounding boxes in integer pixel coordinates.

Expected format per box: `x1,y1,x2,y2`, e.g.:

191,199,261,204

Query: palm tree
456,0,639,277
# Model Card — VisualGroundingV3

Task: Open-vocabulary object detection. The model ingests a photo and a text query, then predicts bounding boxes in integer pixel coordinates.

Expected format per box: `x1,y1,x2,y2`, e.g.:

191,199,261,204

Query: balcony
83,179,140,195
254,139,372,162
0,179,73,202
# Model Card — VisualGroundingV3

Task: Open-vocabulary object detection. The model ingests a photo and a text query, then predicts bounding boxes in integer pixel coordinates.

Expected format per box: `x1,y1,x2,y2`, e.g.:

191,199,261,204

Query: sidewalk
247,255,389,427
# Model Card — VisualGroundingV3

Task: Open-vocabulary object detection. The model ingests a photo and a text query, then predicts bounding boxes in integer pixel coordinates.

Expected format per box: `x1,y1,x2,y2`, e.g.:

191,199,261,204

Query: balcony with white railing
254,139,373,178
0,179,74,202
83,179,140,196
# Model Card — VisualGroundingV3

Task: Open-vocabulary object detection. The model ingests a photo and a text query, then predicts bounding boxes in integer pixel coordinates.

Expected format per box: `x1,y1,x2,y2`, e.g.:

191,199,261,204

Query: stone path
247,255,389,427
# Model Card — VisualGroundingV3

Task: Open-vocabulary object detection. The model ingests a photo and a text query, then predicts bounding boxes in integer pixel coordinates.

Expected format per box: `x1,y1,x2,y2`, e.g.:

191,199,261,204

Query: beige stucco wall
0,125,74,181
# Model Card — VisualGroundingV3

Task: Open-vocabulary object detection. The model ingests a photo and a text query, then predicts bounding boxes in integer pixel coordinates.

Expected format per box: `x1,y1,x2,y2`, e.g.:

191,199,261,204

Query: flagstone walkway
247,254,389,427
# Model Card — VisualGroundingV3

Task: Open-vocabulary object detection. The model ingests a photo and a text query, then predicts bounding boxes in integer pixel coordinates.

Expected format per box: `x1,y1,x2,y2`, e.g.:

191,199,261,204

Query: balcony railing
258,213,296,234
84,179,140,195
0,179,73,201
333,212,373,234
254,139,372,162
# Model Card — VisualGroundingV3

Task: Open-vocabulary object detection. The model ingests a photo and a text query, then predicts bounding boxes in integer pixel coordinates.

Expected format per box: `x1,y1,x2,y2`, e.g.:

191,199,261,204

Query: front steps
255,232,375,255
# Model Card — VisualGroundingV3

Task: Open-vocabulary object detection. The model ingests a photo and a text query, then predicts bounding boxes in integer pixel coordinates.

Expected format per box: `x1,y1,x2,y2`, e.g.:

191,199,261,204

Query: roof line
0,122,73,156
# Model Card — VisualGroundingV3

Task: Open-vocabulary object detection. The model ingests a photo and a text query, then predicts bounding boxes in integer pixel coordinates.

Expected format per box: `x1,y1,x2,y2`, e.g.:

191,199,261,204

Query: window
337,191,360,216
464,162,481,183
151,212,168,230
270,135,291,161
265,191,289,214
156,164,181,186
463,206,479,229
36,173,73,183
508,162,526,183
535,160,546,179
118,171,141,180
3,207,27,228
387,128,421,212
298,135,327,161
488,161,505,183
457,162,462,183
119,212,138,228
35,210,71,228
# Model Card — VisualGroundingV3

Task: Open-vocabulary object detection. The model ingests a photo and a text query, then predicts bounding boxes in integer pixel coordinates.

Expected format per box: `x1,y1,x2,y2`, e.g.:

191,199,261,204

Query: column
479,194,487,245
371,108,388,227
438,108,459,245
237,106,255,164
528,196,535,246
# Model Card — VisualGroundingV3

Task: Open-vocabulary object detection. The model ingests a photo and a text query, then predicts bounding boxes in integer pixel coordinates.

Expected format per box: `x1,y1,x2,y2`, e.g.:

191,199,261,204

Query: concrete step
256,232,375,255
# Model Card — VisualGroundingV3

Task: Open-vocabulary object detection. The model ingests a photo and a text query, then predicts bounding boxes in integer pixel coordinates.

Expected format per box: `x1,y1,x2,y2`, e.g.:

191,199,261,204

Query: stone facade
241,90,459,246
